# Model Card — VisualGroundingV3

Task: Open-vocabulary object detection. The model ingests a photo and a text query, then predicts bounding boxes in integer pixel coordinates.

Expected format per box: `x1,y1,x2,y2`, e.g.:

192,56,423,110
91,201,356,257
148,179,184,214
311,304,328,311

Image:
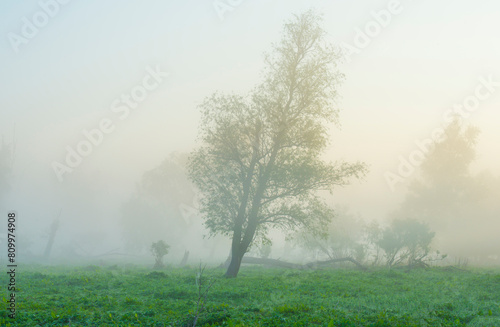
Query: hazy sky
1,0,499,252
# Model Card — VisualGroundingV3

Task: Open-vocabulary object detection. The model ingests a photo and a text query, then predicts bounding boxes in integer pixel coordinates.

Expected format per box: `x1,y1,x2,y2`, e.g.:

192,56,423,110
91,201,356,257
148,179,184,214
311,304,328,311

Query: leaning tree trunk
225,217,259,277
225,245,247,278
225,226,245,277
225,255,241,278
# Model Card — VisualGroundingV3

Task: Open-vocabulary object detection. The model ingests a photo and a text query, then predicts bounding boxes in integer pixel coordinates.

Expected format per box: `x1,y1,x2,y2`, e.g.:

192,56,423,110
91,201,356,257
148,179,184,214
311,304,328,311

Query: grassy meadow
0,264,499,326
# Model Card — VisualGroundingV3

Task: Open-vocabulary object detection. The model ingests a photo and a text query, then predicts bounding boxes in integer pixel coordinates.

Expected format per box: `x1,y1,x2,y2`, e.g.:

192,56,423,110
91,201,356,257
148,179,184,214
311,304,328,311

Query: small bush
150,240,170,269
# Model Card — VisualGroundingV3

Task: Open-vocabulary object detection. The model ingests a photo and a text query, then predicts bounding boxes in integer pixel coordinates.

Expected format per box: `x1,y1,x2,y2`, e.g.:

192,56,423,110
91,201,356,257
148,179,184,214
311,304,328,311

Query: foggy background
0,0,499,265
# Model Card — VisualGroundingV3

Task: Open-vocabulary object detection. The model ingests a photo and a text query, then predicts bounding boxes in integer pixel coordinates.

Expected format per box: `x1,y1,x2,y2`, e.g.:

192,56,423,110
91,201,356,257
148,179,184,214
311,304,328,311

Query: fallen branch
240,256,366,270
439,265,469,272
304,257,367,270
242,257,304,269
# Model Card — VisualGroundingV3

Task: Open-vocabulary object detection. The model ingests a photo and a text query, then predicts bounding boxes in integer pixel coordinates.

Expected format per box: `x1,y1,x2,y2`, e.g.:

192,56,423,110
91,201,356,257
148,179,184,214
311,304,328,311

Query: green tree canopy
189,11,367,277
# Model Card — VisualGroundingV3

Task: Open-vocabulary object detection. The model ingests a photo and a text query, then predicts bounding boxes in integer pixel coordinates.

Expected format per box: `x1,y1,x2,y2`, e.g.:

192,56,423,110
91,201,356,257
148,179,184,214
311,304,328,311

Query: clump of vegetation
258,243,272,259
296,206,367,263
150,240,170,269
371,219,446,269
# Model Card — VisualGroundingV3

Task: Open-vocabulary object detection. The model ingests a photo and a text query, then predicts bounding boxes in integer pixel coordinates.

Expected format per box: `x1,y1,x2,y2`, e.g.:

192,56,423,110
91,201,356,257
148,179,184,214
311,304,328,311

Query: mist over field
3,2,500,326
1,0,499,269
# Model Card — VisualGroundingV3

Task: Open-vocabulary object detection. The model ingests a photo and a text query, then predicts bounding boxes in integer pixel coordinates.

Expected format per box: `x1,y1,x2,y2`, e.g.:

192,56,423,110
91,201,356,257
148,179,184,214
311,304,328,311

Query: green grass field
1,264,499,326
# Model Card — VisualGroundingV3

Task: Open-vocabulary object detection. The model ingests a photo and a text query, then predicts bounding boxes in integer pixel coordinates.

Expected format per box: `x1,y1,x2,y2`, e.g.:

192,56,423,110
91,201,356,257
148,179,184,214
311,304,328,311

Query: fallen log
304,257,366,270
242,257,304,269
240,256,366,270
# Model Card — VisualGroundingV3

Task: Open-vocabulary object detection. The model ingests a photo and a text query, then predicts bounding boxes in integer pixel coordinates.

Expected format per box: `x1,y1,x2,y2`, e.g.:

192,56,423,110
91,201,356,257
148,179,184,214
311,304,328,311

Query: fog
1,0,499,267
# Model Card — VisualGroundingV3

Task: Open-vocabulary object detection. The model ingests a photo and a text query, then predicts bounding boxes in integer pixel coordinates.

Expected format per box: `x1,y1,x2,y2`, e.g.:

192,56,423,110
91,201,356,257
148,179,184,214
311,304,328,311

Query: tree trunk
225,219,260,277
43,214,60,259
179,250,189,267
225,249,244,278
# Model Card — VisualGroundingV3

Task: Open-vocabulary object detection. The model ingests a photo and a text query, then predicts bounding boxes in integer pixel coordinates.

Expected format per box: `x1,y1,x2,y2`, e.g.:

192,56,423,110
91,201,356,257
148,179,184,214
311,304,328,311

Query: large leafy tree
189,11,367,277
121,152,196,251
397,119,500,261
401,119,480,231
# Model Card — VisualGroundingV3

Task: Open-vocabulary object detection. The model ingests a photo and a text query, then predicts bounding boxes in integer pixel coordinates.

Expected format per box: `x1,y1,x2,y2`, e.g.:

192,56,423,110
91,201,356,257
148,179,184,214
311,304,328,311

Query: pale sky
1,0,499,251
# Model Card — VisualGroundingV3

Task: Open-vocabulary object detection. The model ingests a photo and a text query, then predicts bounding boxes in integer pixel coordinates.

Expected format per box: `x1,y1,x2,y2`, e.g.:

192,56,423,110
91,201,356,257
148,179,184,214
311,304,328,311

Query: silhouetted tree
396,119,500,262
401,119,478,228
121,152,196,251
